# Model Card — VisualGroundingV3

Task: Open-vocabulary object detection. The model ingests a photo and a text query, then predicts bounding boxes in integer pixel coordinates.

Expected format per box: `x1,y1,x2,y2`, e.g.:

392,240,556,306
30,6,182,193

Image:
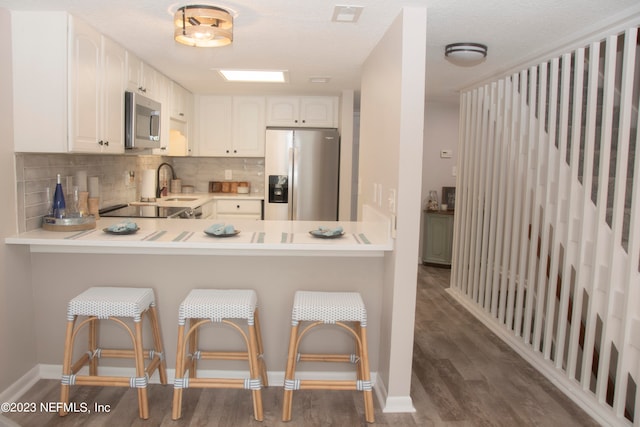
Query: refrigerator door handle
288,146,295,220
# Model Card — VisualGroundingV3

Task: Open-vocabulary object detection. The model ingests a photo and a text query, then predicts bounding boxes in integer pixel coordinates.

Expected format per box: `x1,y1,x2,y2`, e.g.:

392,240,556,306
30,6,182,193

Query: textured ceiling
1,0,639,102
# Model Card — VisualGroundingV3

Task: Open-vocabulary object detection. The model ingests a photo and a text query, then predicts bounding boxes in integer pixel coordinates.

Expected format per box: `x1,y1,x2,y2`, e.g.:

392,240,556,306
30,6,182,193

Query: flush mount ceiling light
218,69,288,83
445,43,488,67
174,5,233,47
332,5,364,23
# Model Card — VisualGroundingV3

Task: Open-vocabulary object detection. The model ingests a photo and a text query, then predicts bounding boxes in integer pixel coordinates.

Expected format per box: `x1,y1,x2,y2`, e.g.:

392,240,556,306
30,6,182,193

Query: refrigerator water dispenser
268,175,288,203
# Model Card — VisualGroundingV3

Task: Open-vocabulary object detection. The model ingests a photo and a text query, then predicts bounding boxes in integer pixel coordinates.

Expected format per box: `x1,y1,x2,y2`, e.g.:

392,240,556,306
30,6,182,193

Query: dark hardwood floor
1,266,599,426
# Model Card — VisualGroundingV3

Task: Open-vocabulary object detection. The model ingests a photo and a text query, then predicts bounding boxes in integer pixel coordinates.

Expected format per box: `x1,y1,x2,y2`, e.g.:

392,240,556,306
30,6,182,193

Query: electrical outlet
225,170,232,180
452,166,457,177
388,188,396,213
440,149,453,158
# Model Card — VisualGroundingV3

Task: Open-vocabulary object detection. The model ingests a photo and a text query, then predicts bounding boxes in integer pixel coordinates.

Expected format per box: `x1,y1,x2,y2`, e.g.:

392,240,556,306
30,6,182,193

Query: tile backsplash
15,153,265,232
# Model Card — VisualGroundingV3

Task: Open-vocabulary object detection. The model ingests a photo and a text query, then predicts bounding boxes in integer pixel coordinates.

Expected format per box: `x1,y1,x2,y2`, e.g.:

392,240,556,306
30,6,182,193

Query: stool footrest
190,351,249,361
285,379,372,391
62,374,149,388
297,353,359,363
174,377,262,390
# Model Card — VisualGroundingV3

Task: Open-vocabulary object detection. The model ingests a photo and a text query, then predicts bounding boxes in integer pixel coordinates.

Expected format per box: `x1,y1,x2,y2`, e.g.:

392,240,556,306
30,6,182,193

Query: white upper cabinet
125,51,158,101
196,96,265,157
266,96,338,128
68,17,125,153
196,96,232,157
170,82,191,122
232,96,266,156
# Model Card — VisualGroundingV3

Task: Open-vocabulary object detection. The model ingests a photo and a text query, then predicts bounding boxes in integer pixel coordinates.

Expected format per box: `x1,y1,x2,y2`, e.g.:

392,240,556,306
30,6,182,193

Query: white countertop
6,218,393,257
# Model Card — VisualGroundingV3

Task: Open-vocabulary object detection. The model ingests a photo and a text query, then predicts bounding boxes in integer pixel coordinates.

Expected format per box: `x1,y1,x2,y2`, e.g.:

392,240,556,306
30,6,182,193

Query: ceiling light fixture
332,5,364,23
444,43,488,67
218,69,288,83
174,5,233,47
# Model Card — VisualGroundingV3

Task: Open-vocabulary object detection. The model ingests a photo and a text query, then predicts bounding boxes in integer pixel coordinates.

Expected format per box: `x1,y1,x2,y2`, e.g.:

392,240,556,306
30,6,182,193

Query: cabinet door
125,51,143,93
423,213,453,265
196,96,232,156
68,17,102,153
100,37,125,153
170,82,189,121
300,96,337,127
232,97,265,156
266,97,299,126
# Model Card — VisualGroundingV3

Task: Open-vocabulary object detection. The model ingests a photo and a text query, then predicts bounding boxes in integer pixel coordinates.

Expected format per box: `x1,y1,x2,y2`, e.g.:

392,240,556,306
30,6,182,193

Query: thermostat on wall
440,149,453,158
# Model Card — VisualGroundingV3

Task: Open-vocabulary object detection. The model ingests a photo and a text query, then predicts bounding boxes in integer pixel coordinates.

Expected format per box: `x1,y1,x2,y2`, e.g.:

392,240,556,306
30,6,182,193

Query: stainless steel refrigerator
264,128,340,221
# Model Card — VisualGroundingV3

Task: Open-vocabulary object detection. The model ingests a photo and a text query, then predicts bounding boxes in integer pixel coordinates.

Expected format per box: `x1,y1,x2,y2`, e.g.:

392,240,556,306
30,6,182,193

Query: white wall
422,101,459,205
0,7,38,397
359,6,426,411
419,101,460,257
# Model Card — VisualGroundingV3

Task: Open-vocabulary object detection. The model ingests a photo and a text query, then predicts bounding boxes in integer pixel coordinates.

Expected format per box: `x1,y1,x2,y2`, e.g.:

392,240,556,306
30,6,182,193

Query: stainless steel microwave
124,91,161,150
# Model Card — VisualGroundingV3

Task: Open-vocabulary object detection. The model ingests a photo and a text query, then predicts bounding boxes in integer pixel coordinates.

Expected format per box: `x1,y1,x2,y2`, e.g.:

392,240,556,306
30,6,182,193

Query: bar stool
59,287,167,419
172,289,268,421
282,291,374,423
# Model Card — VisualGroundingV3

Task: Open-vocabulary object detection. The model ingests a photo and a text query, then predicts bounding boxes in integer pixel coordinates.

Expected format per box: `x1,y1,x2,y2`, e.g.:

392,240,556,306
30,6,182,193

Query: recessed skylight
332,5,363,23
217,69,288,83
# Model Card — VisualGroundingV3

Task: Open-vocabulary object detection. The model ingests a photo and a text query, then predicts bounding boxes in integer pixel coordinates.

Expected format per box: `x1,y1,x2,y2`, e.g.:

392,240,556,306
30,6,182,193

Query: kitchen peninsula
6,218,392,397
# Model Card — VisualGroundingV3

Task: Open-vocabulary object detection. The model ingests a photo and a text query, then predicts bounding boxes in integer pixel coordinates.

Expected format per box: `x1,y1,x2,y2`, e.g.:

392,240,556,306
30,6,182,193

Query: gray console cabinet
422,211,454,267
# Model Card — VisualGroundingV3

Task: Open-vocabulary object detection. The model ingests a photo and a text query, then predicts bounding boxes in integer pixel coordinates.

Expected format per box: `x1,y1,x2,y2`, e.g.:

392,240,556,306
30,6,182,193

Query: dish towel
107,220,138,232
205,223,236,235
313,226,343,237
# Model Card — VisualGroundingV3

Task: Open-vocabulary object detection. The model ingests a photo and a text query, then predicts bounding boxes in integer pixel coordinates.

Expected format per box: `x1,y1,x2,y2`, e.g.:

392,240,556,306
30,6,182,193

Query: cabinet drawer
216,199,262,214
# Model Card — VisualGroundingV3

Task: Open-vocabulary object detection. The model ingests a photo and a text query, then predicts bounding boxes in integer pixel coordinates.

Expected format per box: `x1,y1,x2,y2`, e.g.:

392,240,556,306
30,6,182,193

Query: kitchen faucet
156,162,176,198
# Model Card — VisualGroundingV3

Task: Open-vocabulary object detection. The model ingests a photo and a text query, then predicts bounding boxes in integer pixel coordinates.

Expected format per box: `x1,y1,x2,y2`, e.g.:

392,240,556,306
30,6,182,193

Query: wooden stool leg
282,323,300,422
248,319,264,421
172,324,187,420
88,317,98,375
359,325,375,423
148,305,167,384
59,318,76,417
187,319,198,378
133,321,149,420
254,308,269,387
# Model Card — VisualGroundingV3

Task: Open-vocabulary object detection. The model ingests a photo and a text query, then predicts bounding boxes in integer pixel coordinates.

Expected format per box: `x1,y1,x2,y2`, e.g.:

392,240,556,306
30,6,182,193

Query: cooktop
99,204,187,218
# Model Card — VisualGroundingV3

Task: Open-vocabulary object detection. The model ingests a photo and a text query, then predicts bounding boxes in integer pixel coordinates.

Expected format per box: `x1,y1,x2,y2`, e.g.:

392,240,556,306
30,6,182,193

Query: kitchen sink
163,197,198,202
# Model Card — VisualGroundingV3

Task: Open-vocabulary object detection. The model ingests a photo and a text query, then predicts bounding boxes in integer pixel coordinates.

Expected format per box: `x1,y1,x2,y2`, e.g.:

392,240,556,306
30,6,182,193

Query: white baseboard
446,288,622,427
0,365,40,405
373,375,416,413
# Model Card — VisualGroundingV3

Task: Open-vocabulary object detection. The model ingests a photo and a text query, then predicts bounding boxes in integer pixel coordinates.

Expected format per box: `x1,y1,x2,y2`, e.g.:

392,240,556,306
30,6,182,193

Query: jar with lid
426,190,439,211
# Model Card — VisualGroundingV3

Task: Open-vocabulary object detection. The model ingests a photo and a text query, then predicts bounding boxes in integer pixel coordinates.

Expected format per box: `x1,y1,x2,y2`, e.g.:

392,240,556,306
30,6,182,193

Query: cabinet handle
233,149,237,153
294,119,298,123
226,149,230,153
104,140,109,146
179,112,184,116
98,140,103,146
236,205,240,209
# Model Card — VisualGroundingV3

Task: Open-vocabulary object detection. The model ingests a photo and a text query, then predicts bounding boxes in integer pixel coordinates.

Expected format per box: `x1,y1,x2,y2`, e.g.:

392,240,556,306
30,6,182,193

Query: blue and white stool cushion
178,289,258,325
67,287,156,322
291,291,367,326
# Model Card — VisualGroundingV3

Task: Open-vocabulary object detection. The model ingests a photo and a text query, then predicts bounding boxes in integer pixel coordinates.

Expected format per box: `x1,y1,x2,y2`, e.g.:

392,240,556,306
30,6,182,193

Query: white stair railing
450,25,640,427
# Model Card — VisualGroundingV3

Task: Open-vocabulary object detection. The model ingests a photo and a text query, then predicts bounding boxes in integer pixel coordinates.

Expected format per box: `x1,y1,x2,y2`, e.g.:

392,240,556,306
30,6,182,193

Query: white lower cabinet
214,199,263,220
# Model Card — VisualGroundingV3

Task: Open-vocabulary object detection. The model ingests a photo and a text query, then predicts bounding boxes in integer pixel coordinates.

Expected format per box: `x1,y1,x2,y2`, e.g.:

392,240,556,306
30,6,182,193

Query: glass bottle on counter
52,174,66,218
